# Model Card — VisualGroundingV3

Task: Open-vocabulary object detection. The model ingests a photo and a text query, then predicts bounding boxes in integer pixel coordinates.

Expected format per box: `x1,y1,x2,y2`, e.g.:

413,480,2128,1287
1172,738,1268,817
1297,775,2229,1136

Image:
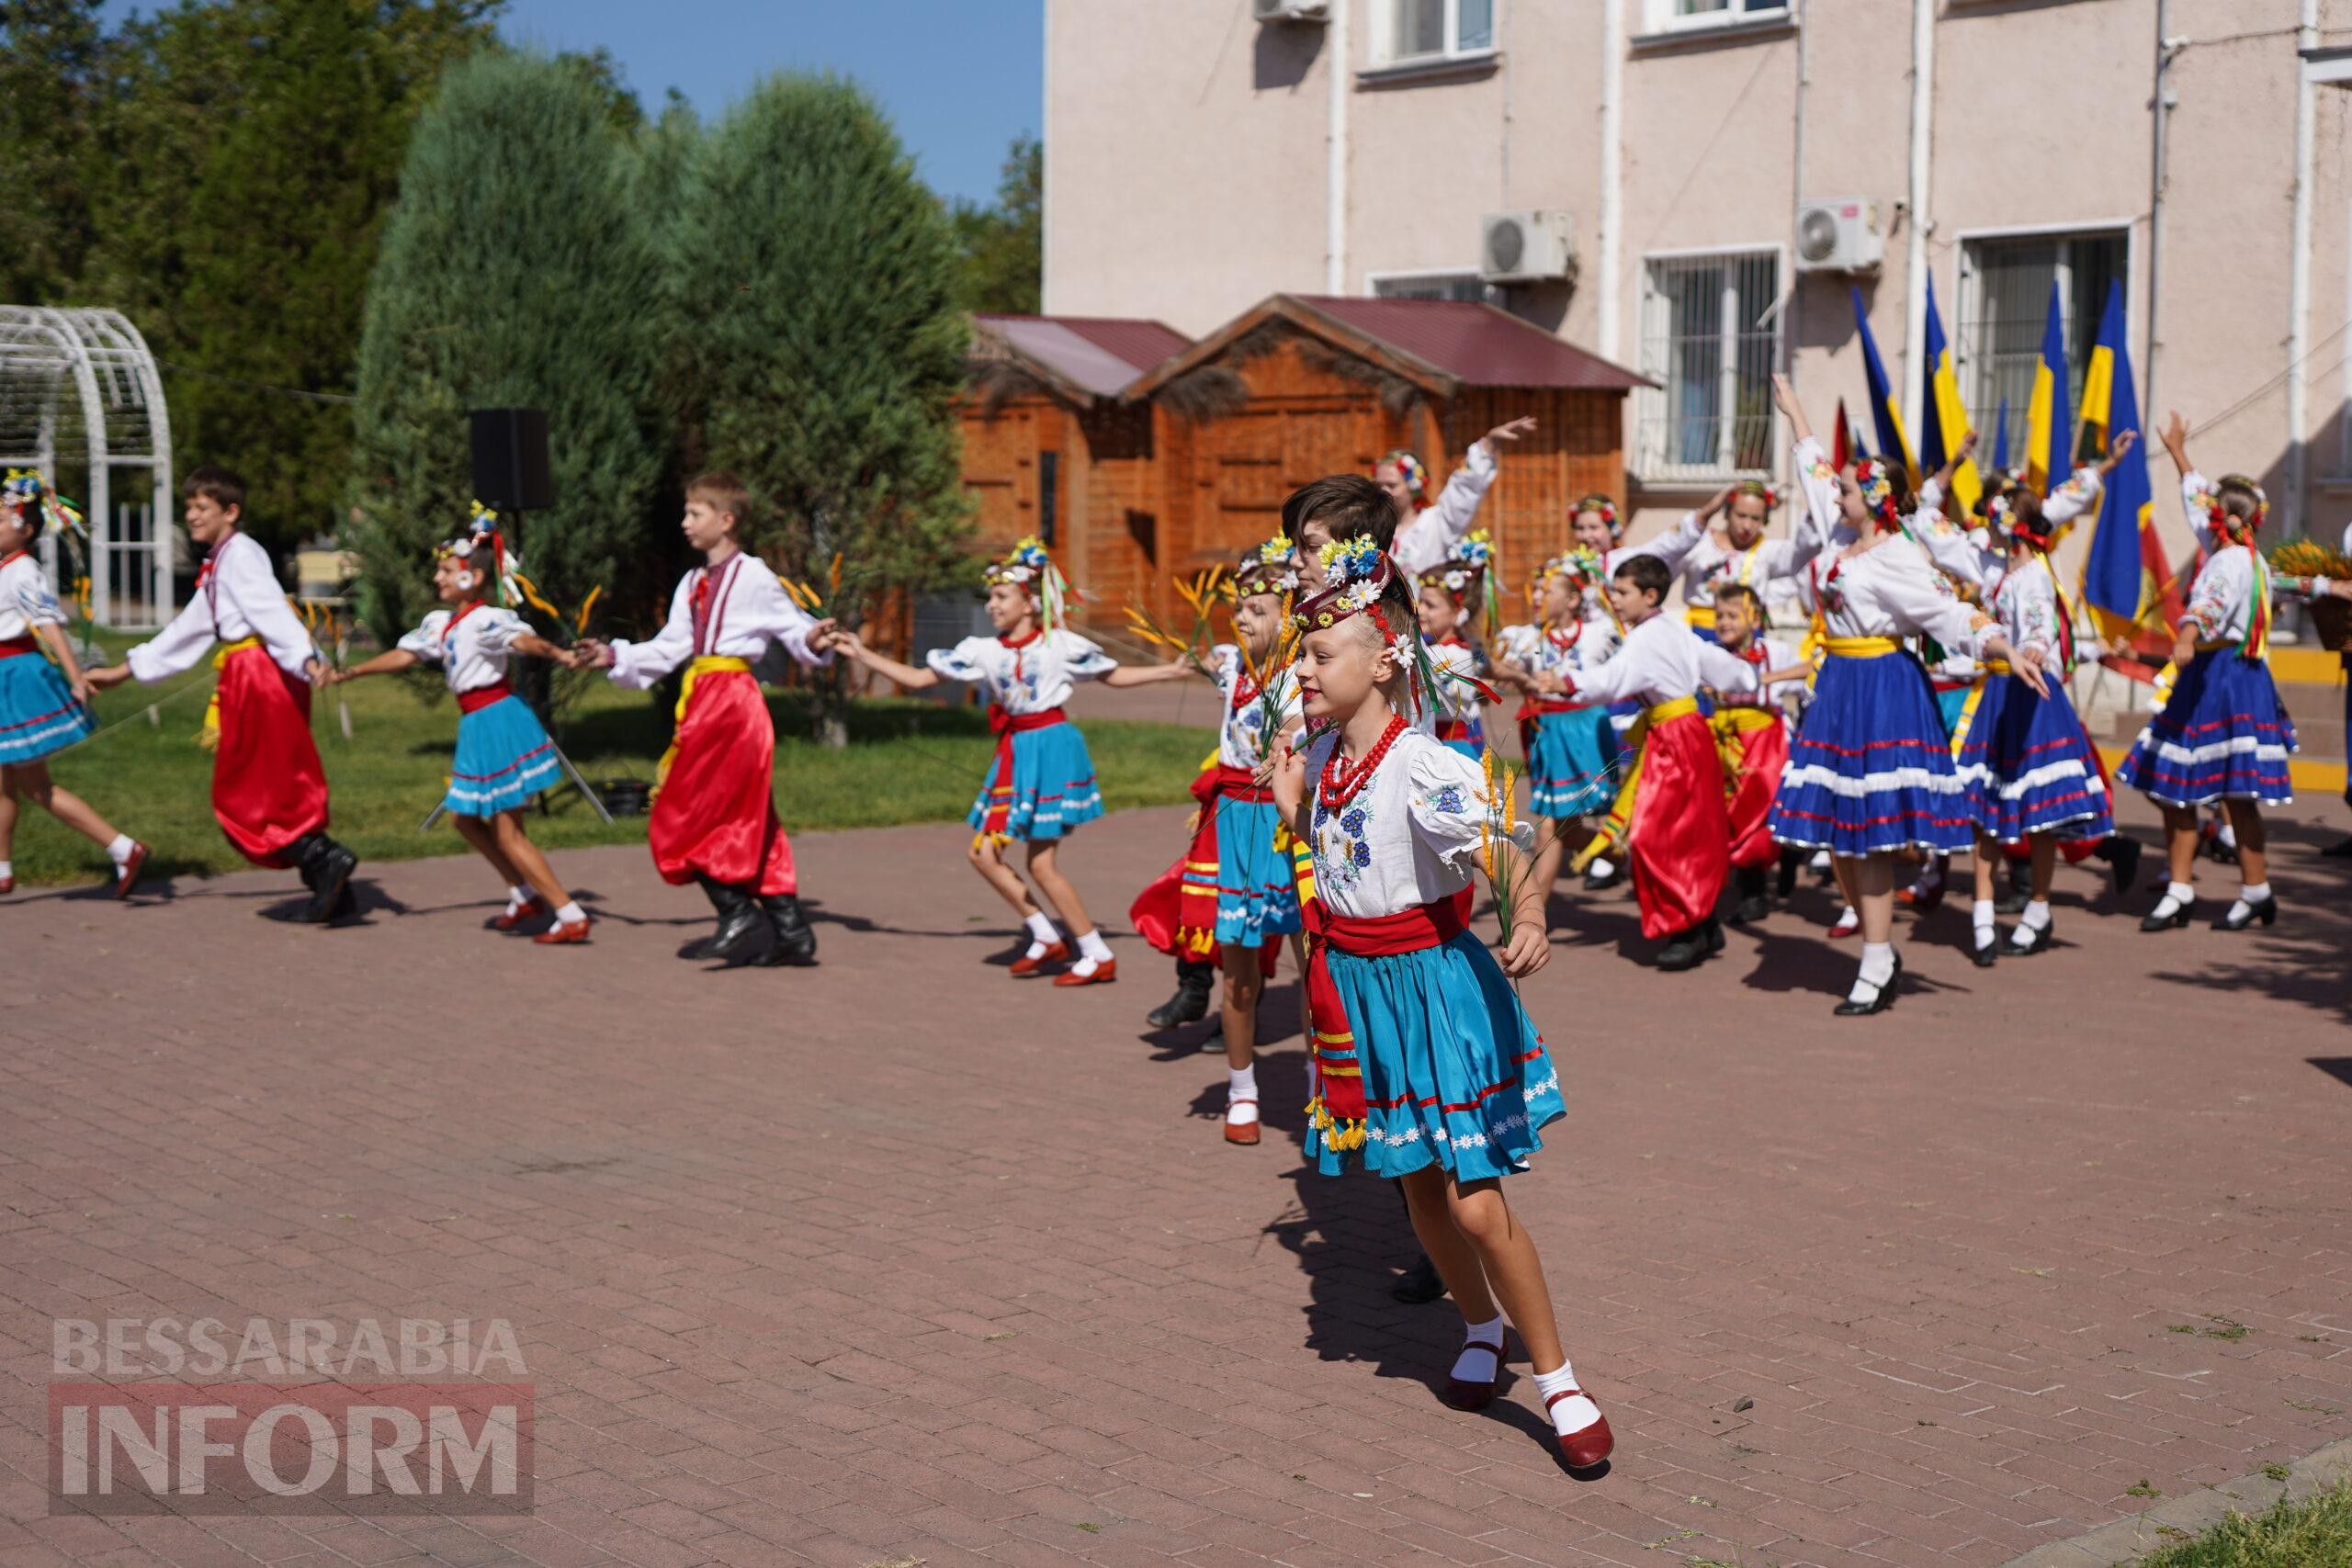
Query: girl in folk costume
834,536,1184,987
1765,376,2049,1014
2119,415,2301,932
0,471,147,897
331,511,591,944
572,473,834,967
1704,582,1806,926
1946,488,2117,964
1415,530,1501,761
1491,549,1621,919
89,466,357,923
1372,416,1536,577
1566,493,1636,888
1630,480,1801,641
1267,530,1613,1471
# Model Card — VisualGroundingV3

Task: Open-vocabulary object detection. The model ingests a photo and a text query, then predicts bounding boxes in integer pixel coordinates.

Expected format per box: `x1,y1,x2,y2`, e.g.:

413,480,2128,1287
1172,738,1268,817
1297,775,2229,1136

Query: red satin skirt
1718,713,1791,871
212,644,329,868
650,667,794,895
1628,709,1730,939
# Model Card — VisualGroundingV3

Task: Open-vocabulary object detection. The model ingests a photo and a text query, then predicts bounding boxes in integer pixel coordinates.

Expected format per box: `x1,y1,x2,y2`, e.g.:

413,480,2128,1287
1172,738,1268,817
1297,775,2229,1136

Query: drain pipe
2287,0,2318,529
1901,0,1935,439
2147,1,2174,419
1598,0,1625,359
1326,0,1350,293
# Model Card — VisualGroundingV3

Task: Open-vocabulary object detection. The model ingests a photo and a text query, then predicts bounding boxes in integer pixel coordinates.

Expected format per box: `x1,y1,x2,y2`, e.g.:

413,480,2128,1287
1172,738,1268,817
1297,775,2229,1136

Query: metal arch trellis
0,305,175,630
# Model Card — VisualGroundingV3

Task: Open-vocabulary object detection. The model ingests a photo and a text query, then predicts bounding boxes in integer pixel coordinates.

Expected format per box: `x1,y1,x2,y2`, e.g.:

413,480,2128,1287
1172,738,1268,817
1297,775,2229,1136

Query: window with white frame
1376,0,1495,65
1642,0,1791,36
1636,250,1781,480
1956,230,2127,472
1371,271,1494,304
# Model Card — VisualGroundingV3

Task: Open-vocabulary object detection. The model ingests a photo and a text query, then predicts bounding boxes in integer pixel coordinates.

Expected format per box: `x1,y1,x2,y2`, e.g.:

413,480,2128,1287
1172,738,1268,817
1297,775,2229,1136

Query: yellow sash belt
656,655,752,788
1572,695,1699,872
1685,604,1717,629
1644,694,1700,725
1823,637,1901,658
197,636,266,750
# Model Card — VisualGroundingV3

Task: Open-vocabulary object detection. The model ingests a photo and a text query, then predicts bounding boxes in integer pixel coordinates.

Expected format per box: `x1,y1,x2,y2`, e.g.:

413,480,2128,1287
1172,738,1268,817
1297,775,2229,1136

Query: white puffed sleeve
1885,552,1999,659
126,593,220,682
731,560,831,667
1790,436,1854,554
1403,736,1493,874
1694,637,1762,696
2043,466,2102,539
1049,628,1117,681
2180,470,2222,558
215,536,318,678
398,610,453,663
925,635,993,684
9,564,64,627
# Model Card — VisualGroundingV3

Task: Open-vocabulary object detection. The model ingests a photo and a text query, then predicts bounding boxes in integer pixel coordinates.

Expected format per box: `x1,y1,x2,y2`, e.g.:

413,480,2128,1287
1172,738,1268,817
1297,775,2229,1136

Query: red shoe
1442,1334,1507,1411
1052,956,1116,987
489,897,548,932
1895,880,1943,912
1223,1100,1261,1145
1827,908,1860,939
112,841,150,899
1010,941,1069,977
533,917,592,945
0,874,13,896
1548,1392,1615,1470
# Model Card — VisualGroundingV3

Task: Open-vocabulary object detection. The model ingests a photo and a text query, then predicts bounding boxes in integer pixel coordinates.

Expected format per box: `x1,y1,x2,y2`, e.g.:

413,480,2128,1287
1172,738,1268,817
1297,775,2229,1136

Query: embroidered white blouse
927,627,1117,713
1211,642,1303,769
1633,509,1819,611
1305,727,1492,919
0,552,67,641
1557,611,1761,709
1427,638,1487,728
1495,618,1621,691
1983,555,2068,665
606,552,831,690
128,532,318,682
398,604,532,695
1390,440,1498,577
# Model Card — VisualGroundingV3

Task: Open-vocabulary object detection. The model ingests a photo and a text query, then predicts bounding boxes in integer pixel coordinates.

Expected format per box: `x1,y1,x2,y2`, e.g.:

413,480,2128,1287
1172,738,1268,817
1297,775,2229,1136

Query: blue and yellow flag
1991,396,2010,474
1850,287,1917,489
2022,280,2073,498
1917,276,1982,519
2077,280,2165,644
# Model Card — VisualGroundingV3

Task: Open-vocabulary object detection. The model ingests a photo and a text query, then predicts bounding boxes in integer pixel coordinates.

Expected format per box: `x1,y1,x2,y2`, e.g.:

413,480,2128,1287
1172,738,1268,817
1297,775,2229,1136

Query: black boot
752,893,818,966
291,834,357,924
1656,923,1711,971
1146,958,1214,1029
1729,864,1770,925
696,875,771,965
1775,845,1802,900
2095,833,2143,894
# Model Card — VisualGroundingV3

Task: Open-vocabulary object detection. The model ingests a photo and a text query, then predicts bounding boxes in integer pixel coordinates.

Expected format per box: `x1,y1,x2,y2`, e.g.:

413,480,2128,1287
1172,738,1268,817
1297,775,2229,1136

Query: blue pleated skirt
2115,648,2296,807
1307,932,1565,1183
1526,705,1620,818
1955,676,2115,841
445,694,561,817
1771,651,1978,855
0,652,92,764
967,720,1103,841
1213,794,1302,948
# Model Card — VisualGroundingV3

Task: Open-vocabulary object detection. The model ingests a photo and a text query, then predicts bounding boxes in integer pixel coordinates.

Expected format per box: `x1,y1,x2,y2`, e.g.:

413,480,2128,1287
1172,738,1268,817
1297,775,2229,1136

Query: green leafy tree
0,0,107,307
347,49,668,683
949,135,1042,316
673,72,972,744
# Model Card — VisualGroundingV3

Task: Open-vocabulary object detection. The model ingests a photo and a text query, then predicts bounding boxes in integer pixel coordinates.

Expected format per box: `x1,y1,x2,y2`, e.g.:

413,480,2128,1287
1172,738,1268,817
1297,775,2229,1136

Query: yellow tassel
196,692,221,750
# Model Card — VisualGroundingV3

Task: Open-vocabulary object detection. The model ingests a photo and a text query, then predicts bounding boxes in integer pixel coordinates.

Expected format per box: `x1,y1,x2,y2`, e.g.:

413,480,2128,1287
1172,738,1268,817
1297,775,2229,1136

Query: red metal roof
1288,295,1651,391
974,314,1191,399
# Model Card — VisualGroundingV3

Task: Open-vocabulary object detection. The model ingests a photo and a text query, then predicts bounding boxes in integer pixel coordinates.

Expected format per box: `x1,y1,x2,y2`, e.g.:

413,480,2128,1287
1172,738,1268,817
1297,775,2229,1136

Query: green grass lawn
2134,1481,2352,1566
5,636,1209,888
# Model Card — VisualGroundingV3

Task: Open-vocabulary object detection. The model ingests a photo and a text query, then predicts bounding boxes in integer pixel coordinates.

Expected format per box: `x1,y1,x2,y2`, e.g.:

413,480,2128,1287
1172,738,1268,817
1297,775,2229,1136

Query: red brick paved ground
2,790,2348,1568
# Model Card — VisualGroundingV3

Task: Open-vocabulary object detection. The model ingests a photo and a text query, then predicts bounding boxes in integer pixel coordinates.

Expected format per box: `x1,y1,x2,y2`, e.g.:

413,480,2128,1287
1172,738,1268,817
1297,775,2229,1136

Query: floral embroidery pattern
1424,784,1466,817
1314,796,1374,890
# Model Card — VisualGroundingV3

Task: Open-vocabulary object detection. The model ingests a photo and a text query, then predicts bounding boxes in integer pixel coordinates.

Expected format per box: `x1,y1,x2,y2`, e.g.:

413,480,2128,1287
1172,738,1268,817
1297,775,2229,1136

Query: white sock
1809,849,1832,870
2227,881,2271,921
1450,1314,1505,1382
554,901,586,926
1849,941,1895,1006
1831,903,1858,931
1227,1066,1259,1124
107,834,135,866
1588,856,1614,878
1024,909,1059,944
2219,820,2238,849
1972,898,1996,944
2012,899,2052,943
2152,879,2194,919
0,860,11,882
1077,928,1114,963
505,884,534,915
1531,1362,1601,1436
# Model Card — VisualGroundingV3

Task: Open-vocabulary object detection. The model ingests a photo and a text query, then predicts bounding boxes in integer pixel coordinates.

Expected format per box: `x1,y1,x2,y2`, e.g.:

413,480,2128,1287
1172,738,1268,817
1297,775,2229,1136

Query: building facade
1043,0,2352,565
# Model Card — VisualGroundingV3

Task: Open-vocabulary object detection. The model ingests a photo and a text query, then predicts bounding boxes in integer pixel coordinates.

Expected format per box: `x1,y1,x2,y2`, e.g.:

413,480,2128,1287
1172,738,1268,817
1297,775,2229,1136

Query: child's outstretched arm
835,629,941,690
507,630,571,664
1097,657,1197,688
332,649,421,684
31,622,95,705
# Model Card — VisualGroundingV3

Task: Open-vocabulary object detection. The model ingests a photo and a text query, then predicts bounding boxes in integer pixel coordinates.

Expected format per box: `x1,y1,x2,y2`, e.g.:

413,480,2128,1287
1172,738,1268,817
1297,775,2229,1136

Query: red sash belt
0,635,38,659
456,681,514,715
1302,896,1467,1147
979,705,1069,838
1433,719,1473,742
1202,761,1272,805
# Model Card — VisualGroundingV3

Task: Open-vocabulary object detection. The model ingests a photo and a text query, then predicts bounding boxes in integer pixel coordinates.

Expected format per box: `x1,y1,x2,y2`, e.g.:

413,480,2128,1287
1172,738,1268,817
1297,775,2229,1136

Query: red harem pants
650,667,794,896
1714,706,1791,871
1628,705,1731,940
212,643,329,868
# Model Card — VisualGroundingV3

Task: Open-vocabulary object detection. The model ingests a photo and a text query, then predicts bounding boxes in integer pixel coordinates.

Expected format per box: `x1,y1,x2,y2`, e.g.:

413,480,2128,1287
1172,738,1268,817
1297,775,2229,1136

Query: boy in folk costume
834,536,1189,987
89,466,356,923
1268,528,1613,1471
1547,554,1774,971
1704,583,1804,926
1372,417,1537,577
1490,549,1621,921
1415,530,1500,761
0,471,147,897
572,473,834,966
331,510,591,943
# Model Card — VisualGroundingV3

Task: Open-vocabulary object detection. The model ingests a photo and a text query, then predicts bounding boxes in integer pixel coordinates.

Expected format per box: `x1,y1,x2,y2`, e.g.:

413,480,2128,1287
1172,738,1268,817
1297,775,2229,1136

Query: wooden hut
1121,293,1649,620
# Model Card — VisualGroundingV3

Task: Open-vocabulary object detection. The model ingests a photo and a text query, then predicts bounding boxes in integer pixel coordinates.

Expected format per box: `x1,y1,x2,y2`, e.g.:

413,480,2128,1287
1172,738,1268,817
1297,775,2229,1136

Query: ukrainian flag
1850,287,1917,488
1992,396,2009,473
1917,276,1981,520
2077,281,2161,642
2021,280,2073,499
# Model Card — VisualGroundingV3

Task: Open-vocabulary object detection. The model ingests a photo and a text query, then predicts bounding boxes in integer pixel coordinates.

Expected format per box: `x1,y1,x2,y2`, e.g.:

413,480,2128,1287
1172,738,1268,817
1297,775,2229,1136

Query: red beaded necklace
1318,714,1407,809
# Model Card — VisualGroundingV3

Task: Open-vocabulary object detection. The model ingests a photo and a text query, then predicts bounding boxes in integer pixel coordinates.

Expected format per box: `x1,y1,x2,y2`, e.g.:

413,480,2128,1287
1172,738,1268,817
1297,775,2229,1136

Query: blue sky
98,0,1043,206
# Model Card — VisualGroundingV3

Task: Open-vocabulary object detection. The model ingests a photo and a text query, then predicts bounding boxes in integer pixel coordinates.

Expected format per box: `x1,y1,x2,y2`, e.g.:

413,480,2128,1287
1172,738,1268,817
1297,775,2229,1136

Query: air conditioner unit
1253,0,1328,21
1480,209,1577,285
1794,197,1883,273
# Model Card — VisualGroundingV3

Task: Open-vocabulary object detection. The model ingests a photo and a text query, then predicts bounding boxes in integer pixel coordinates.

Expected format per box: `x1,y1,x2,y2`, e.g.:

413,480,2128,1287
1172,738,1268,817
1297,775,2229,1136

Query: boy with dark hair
1281,474,1399,589
89,465,357,922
